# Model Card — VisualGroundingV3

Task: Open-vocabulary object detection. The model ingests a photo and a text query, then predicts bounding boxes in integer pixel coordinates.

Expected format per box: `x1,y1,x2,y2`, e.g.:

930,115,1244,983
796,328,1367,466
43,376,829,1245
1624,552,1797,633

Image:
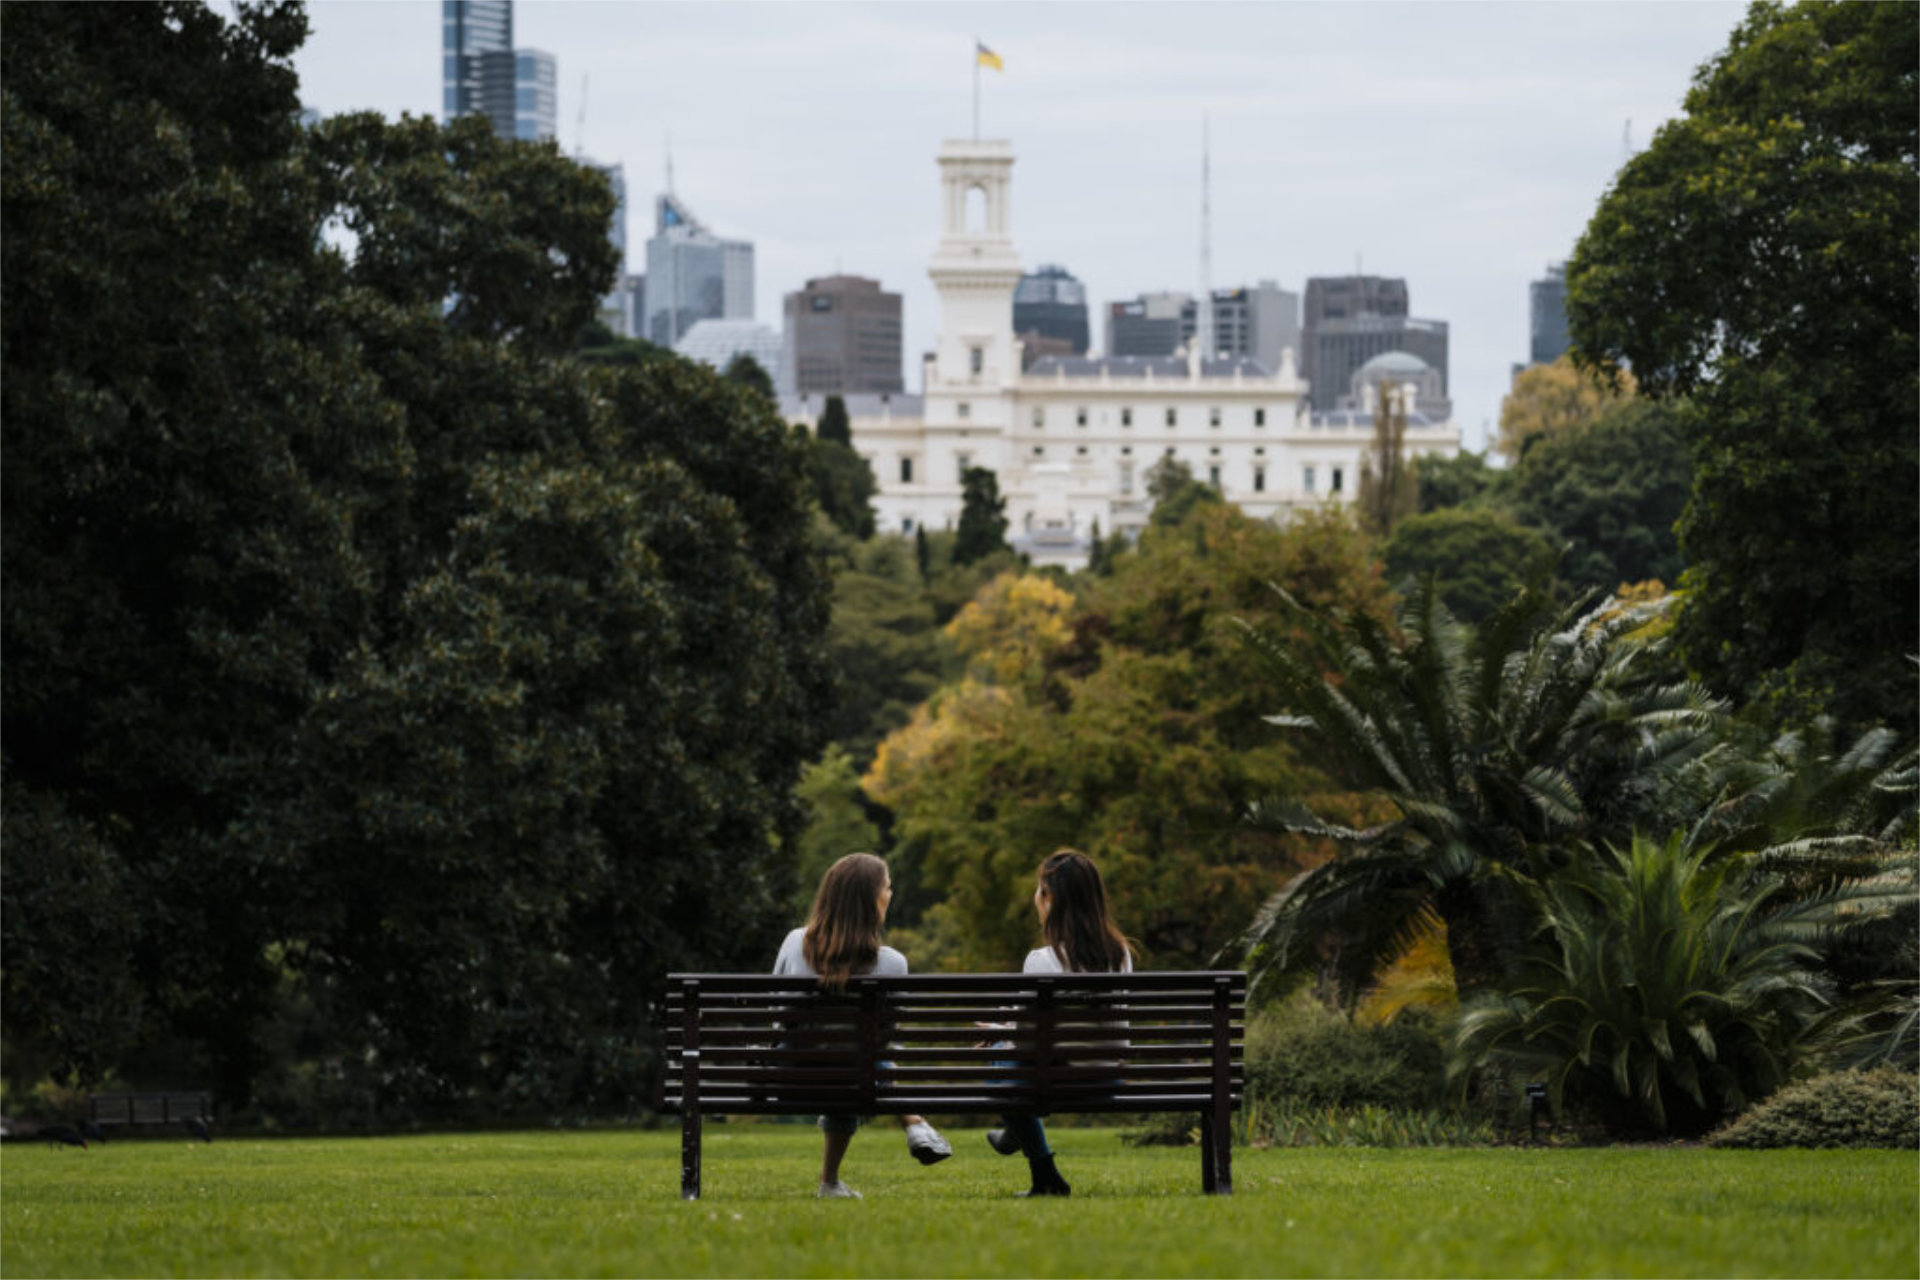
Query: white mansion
786,139,1462,568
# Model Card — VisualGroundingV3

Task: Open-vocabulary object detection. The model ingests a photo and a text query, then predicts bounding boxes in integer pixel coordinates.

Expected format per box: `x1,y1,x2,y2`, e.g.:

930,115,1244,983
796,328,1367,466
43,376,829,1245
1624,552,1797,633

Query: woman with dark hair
773,852,952,1198
986,848,1134,1197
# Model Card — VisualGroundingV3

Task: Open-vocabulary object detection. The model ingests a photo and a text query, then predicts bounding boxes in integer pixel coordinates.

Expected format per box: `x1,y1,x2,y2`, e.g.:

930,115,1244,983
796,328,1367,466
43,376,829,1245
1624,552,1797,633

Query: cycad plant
1233,579,1722,1001
1449,832,1910,1135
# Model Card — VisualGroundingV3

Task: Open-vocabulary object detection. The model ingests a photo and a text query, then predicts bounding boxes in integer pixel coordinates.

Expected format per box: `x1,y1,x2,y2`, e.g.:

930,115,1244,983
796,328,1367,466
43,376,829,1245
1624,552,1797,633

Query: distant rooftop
1358,350,1433,375
778,391,924,421
1026,354,1274,380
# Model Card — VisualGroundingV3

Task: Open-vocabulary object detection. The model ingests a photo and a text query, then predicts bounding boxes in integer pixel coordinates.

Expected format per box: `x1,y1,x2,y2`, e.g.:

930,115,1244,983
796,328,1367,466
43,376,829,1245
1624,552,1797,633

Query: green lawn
2,1126,1914,1278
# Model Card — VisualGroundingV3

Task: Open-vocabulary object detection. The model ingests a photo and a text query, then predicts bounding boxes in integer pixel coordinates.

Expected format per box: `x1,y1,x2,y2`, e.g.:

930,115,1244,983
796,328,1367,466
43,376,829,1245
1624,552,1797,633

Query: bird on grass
43,1125,87,1149
80,1120,106,1144
183,1116,212,1142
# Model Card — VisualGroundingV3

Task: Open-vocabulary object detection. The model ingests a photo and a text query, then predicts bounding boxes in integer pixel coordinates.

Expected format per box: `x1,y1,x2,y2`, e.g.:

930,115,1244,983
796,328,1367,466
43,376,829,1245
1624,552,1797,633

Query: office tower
1301,275,1449,413
1176,281,1299,371
512,48,557,141
783,275,904,395
1304,275,1409,327
443,1,512,134
1530,262,1570,366
1307,316,1449,414
644,194,754,347
1106,292,1190,357
1013,265,1090,355
443,3,555,142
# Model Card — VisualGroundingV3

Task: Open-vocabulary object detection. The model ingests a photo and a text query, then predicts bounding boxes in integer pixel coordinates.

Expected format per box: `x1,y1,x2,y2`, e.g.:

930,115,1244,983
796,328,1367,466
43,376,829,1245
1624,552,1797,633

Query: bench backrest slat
663,971,1243,1117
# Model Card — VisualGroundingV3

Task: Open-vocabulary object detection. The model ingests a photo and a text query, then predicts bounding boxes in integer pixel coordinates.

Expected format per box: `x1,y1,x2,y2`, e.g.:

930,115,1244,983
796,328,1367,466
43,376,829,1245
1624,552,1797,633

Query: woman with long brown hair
773,851,951,1198
986,848,1134,1197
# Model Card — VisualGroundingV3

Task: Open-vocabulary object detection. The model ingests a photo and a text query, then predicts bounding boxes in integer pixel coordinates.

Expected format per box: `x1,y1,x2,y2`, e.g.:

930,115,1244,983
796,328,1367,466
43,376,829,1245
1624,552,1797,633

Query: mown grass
2,1125,1914,1277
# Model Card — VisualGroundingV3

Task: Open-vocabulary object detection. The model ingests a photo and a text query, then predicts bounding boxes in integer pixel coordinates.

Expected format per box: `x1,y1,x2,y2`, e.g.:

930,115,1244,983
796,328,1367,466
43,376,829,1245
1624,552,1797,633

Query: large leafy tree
1496,356,1635,464
806,430,879,540
814,528,952,769
1566,0,1918,736
1,3,832,1114
1381,508,1556,625
1504,400,1691,594
868,504,1391,970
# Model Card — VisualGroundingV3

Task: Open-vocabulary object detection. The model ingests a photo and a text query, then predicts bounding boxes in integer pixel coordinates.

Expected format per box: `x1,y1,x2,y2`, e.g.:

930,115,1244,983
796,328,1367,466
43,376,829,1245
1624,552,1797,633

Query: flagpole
972,38,980,140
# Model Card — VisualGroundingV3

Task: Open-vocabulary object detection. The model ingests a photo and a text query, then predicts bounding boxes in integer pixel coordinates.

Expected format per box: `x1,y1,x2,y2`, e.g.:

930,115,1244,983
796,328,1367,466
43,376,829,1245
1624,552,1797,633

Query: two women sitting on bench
776,847,1134,1200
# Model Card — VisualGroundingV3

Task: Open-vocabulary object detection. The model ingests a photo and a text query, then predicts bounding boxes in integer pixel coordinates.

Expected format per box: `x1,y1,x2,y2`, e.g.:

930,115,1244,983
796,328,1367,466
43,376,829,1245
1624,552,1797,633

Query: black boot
1019,1151,1072,1197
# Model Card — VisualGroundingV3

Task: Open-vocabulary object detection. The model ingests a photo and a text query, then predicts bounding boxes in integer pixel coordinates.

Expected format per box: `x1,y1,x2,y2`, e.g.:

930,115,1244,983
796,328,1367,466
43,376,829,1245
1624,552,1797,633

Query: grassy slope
1,1127,1914,1278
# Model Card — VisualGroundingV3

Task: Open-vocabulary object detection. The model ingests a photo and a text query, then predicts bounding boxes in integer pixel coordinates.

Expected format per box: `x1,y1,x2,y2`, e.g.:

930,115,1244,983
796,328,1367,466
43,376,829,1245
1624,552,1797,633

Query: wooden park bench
86,1091,213,1130
664,970,1244,1199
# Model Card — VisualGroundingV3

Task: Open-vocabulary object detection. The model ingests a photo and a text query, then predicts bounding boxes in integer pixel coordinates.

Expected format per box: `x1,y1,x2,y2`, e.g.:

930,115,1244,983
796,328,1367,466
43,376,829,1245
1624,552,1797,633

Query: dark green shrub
1707,1068,1919,1150
1245,997,1445,1110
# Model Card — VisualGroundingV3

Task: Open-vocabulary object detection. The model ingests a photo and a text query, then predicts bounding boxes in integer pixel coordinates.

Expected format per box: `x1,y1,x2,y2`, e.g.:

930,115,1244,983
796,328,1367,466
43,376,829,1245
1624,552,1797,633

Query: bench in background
86,1091,213,1129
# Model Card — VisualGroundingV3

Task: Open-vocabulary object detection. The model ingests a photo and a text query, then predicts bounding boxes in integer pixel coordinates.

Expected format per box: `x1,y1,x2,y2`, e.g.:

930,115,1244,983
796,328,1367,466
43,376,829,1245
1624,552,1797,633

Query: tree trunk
1433,877,1507,999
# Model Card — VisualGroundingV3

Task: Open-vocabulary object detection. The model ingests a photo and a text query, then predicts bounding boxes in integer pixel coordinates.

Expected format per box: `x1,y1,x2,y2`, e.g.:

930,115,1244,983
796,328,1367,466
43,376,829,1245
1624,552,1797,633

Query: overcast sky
291,1,1747,451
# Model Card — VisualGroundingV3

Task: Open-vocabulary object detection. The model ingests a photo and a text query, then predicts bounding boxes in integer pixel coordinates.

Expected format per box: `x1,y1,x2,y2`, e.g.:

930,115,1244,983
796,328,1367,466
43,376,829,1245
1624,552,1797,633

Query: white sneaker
817,1180,863,1199
905,1121,953,1165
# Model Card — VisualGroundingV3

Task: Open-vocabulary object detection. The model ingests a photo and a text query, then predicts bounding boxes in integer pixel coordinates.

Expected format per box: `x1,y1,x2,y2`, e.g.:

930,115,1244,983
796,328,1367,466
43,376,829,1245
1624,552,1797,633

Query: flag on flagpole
976,41,1003,71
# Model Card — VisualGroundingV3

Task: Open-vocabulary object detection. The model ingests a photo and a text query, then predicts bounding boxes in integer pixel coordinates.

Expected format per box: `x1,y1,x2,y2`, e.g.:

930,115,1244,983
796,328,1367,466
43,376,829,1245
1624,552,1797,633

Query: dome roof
1358,350,1431,375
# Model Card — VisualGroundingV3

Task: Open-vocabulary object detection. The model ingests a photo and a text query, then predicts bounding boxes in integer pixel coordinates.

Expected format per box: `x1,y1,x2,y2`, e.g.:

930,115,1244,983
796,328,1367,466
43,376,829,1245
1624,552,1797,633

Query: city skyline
292,1,1747,451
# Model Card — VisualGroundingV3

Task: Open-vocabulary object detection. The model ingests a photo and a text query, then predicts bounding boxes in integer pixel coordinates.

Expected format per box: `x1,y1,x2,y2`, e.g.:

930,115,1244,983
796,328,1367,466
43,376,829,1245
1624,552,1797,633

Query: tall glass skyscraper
444,1,511,133
1529,263,1570,366
443,2,553,143
512,48,556,142
645,194,754,347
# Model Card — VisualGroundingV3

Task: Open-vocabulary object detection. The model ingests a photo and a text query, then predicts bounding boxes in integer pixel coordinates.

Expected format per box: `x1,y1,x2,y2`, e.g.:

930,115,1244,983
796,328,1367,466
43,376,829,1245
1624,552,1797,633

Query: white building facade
841,139,1462,568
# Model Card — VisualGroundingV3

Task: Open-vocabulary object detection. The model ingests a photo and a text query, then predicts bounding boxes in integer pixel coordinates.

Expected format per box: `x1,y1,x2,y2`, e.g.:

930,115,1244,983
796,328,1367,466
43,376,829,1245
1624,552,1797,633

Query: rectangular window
901,457,914,484
1331,466,1345,494
1254,407,1267,427
969,347,984,375
1121,407,1134,427
1032,445,1045,456
1032,406,1044,428
1076,445,1089,455
957,453,972,481
1209,465,1222,488
1209,407,1222,428
902,516,915,534
1119,463,1134,494
957,402,971,419
1166,407,1178,427
1303,465,1316,493
1254,466,1266,494
1076,407,1088,427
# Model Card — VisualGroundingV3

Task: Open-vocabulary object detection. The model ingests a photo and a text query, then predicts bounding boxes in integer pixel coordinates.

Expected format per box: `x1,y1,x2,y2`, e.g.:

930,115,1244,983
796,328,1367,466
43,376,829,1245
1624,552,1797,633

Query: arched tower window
965,184,989,234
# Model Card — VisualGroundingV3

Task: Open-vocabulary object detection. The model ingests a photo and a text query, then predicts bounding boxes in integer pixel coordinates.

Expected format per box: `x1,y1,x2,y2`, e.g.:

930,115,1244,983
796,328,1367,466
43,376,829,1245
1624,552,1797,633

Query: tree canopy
1382,508,1556,625
1567,0,1918,735
1504,400,1691,595
1,2,833,1116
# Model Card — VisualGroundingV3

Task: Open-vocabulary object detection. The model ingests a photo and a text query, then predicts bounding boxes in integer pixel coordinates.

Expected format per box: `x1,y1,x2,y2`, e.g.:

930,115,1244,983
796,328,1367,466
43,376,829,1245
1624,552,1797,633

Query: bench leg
1199,1109,1218,1194
1210,1098,1233,1195
681,1106,702,1200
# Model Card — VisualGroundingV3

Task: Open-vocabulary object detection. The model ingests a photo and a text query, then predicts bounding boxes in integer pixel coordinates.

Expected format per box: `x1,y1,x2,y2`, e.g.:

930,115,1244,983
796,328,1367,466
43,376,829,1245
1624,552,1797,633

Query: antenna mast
574,73,588,156
1197,113,1214,362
